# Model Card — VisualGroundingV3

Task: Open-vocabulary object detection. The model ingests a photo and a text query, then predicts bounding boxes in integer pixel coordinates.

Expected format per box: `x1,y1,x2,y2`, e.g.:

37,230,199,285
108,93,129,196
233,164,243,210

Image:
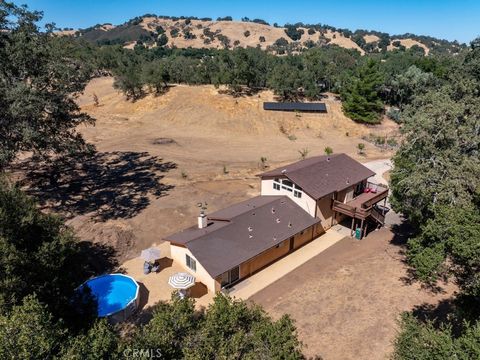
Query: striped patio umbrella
168,272,196,290
140,247,161,262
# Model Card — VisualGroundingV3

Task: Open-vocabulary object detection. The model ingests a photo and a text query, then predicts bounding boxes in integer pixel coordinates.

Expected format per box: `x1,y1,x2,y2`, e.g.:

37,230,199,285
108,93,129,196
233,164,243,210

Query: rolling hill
61,15,464,55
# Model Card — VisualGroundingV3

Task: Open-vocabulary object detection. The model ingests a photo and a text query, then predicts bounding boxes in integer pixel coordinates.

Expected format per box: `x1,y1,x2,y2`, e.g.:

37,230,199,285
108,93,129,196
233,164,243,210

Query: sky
13,0,480,43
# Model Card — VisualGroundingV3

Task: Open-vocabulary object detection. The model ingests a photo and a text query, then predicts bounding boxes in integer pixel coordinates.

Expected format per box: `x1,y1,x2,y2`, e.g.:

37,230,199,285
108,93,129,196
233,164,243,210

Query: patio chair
143,261,151,275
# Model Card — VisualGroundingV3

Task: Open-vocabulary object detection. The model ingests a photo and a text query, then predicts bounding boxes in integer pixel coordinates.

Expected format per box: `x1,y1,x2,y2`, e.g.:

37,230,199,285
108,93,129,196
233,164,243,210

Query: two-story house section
259,153,387,234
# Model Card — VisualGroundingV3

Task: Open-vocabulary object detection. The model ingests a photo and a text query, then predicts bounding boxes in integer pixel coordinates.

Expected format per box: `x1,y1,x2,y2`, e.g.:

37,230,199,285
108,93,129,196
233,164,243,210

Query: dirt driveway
250,227,455,360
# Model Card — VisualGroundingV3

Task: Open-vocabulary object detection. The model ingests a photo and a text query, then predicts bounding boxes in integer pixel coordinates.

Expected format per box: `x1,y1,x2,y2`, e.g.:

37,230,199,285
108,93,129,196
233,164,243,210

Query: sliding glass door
220,266,240,288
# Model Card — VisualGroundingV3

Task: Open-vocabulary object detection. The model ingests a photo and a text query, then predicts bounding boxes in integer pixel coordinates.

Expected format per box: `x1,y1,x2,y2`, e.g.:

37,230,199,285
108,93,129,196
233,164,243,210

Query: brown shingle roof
164,196,319,278
259,153,375,199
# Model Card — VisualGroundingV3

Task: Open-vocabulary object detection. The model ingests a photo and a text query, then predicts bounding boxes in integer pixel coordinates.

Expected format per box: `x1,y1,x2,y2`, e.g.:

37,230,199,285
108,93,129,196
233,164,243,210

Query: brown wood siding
314,223,326,237
316,195,334,231
240,239,290,278
293,227,315,249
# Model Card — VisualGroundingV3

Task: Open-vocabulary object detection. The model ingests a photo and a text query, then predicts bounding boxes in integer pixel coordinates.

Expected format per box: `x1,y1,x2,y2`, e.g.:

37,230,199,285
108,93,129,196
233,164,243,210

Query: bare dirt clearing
250,228,456,359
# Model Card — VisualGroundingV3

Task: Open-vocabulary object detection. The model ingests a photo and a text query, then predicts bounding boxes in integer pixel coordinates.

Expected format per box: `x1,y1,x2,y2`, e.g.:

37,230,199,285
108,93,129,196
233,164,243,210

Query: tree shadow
77,241,120,276
218,86,263,97
16,151,176,221
411,299,456,328
389,219,416,248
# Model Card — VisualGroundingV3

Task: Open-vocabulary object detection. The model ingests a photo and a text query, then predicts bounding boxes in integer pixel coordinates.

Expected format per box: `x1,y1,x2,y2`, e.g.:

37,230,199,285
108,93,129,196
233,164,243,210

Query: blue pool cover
83,274,139,317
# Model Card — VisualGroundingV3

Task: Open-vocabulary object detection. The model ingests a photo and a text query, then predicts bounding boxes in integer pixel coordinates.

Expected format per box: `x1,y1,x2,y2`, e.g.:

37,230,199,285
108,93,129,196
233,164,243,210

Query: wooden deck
332,183,389,224
347,187,388,209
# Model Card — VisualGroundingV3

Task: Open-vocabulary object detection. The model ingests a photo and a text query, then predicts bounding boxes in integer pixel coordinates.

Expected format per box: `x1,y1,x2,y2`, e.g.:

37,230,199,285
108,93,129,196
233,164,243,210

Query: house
164,153,388,293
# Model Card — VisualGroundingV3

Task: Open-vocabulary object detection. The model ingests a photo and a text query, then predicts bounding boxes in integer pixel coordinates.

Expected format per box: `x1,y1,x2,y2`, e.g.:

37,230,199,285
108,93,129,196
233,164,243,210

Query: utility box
355,228,362,240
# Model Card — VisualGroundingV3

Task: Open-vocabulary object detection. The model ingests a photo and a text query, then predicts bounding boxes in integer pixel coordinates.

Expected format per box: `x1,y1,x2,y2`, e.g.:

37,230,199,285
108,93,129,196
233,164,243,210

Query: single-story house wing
165,195,320,292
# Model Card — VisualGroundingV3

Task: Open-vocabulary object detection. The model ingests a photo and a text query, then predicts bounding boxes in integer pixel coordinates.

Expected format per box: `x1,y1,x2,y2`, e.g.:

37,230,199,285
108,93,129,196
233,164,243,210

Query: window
273,178,281,191
186,254,196,272
273,178,302,197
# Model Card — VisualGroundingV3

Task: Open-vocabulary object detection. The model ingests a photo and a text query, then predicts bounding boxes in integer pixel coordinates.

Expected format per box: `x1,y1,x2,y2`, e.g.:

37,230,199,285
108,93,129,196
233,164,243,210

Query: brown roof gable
259,153,375,199
164,196,319,278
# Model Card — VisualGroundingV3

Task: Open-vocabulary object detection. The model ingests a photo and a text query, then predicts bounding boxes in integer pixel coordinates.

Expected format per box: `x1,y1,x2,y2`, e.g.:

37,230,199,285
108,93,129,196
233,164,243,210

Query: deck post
382,198,387,216
360,219,364,239
331,211,336,226
363,220,368,238
350,217,355,236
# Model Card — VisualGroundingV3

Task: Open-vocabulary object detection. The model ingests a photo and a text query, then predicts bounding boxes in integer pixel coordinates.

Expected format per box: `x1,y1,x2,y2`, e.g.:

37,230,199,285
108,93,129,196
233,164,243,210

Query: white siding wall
170,245,217,293
260,179,317,217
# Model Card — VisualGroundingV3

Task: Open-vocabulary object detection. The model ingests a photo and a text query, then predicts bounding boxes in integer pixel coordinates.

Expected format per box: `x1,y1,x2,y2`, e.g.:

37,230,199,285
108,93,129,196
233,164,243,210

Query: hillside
63,15,464,55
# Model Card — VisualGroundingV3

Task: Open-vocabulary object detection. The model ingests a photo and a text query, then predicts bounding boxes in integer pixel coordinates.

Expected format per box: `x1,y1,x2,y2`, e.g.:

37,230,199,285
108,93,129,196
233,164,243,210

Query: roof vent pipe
197,202,208,229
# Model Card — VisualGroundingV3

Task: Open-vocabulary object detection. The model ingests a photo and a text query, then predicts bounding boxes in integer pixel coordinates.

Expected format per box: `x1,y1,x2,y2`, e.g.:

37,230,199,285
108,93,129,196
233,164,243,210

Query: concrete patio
122,242,214,310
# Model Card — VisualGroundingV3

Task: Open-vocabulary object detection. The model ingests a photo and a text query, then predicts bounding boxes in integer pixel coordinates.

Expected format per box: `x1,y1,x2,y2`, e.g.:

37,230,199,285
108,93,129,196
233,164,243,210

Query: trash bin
355,228,362,240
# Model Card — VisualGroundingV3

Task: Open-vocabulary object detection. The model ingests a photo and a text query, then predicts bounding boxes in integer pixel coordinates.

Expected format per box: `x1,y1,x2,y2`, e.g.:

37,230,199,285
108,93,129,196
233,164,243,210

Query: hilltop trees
387,65,435,110
302,46,358,94
341,59,384,124
267,61,303,100
0,2,94,169
284,25,304,41
213,47,271,92
142,60,170,94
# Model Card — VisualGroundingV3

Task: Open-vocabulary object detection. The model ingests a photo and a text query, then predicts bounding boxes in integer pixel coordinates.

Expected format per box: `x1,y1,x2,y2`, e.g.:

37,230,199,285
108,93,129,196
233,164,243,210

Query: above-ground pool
82,274,140,323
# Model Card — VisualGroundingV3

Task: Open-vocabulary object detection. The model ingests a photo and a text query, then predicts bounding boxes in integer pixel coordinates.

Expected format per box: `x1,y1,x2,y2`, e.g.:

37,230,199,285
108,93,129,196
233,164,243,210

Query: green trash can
355,228,362,240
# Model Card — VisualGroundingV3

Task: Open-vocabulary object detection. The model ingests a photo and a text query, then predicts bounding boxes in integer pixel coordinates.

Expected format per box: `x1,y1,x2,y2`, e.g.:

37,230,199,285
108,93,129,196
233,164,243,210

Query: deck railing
332,182,388,224
362,182,389,208
332,200,370,220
